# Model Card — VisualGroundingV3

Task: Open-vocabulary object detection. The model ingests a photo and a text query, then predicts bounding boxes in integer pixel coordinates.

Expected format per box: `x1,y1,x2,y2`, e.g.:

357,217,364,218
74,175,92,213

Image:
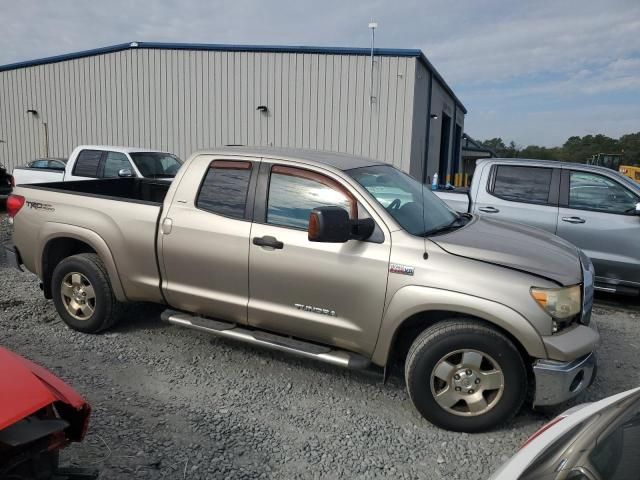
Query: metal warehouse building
0,41,465,184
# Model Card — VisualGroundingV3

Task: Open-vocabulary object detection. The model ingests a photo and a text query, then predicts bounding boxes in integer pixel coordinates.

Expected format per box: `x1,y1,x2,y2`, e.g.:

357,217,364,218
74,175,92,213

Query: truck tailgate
12,167,64,185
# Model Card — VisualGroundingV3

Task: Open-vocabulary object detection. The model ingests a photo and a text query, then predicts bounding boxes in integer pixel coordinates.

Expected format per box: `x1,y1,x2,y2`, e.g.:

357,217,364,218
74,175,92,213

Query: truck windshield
129,153,182,178
348,165,462,236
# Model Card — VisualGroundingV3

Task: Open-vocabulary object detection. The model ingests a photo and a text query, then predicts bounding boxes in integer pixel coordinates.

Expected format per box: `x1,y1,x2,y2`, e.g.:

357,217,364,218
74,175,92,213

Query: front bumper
2,242,23,271
532,351,597,407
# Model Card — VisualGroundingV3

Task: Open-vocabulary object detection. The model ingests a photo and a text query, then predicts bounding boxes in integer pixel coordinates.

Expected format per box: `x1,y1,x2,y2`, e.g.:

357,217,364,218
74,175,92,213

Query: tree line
480,132,640,165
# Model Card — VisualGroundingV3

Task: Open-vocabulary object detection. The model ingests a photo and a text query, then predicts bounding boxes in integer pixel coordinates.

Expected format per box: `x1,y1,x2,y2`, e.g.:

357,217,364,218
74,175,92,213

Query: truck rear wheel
51,253,124,333
405,319,527,432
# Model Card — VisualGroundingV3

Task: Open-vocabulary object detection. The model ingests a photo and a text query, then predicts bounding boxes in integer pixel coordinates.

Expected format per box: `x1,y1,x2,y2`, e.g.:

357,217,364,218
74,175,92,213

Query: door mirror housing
308,207,351,243
351,218,375,240
118,168,133,178
308,207,375,243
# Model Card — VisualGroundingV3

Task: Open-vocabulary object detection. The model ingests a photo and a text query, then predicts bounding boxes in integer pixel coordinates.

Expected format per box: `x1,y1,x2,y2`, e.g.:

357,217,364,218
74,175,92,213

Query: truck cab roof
478,157,620,173
193,146,385,172
72,145,174,155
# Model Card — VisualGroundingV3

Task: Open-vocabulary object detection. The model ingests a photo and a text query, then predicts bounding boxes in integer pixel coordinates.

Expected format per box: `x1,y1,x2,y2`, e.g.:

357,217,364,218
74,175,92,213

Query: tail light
6,194,25,219
520,415,566,449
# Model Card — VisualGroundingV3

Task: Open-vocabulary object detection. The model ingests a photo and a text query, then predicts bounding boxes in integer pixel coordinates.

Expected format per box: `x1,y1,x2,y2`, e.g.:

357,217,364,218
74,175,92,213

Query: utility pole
368,21,378,104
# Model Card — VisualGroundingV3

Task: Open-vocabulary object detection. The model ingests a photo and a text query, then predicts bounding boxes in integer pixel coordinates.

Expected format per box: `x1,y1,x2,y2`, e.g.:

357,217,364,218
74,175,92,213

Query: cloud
1,0,639,146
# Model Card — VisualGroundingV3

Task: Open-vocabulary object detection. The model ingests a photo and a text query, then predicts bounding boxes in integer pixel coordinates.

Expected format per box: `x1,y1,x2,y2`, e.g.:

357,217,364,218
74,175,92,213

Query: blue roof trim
0,41,465,112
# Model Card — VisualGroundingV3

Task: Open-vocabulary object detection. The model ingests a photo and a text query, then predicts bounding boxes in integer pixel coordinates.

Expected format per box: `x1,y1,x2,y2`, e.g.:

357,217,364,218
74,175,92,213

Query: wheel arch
38,224,127,302
372,286,547,368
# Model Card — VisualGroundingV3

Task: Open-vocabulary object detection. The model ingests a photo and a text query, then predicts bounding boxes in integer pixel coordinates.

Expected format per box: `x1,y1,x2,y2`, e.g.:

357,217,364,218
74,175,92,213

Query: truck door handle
253,236,284,250
562,216,586,224
478,206,499,213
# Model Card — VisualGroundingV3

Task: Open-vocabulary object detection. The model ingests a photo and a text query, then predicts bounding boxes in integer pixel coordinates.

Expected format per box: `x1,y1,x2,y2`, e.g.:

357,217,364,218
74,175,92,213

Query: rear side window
492,165,553,204
73,150,103,178
196,161,252,219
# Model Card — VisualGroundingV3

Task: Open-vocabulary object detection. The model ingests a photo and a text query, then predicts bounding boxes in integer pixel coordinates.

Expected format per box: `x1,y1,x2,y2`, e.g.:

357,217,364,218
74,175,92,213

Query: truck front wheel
405,319,527,432
51,253,124,333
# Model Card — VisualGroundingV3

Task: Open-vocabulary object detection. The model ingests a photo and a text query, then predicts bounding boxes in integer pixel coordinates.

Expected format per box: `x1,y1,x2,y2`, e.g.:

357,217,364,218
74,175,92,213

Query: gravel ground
1,213,639,479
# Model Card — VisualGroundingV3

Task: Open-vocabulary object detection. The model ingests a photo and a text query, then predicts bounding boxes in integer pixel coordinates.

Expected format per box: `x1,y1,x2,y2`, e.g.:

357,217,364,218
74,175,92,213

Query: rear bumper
2,242,23,271
532,351,597,407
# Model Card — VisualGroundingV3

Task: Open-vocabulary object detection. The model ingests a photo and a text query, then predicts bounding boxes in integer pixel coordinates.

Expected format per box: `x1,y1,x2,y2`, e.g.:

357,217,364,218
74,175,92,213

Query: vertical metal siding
0,49,431,174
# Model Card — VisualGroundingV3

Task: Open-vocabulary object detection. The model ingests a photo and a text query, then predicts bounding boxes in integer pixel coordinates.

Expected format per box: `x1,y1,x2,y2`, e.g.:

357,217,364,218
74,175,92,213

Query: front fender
37,222,127,302
371,285,547,366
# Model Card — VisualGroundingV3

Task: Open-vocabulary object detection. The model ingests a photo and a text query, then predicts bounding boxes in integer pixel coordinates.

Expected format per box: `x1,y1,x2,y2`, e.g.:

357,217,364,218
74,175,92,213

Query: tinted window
102,152,131,178
589,401,640,480
48,160,66,170
130,153,182,178
569,171,638,214
493,165,552,204
73,150,103,178
196,161,252,219
267,167,355,230
30,160,49,168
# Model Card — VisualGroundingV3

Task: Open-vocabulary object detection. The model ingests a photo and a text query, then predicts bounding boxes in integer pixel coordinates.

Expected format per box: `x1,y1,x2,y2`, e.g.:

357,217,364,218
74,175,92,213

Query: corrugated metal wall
0,48,418,173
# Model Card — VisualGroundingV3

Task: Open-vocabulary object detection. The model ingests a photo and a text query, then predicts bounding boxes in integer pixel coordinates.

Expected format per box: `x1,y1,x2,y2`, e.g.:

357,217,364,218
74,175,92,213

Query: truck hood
430,215,582,286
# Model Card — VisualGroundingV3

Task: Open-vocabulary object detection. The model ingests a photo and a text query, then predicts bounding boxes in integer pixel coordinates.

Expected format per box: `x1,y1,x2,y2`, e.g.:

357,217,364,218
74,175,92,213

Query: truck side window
196,161,252,219
102,152,131,178
73,150,103,178
267,165,357,230
492,165,552,204
30,160,49,168
569,171,638,214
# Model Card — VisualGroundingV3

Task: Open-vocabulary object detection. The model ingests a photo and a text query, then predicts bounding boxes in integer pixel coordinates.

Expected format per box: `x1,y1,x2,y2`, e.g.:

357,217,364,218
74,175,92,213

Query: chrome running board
161,310,370,369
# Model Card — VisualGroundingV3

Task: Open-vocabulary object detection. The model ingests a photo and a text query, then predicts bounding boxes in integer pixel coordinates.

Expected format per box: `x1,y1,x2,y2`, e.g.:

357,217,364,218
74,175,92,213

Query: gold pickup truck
4,147,599,432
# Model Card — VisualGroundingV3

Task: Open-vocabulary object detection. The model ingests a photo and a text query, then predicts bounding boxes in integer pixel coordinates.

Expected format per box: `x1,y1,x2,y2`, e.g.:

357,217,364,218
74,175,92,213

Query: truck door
160,155,259,324
248,162,391,356
557,169,640,287
473,164,560,233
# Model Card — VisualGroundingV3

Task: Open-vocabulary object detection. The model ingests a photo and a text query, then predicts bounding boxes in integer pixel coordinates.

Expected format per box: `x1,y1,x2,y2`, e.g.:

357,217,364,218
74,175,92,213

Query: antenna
368,21,378,104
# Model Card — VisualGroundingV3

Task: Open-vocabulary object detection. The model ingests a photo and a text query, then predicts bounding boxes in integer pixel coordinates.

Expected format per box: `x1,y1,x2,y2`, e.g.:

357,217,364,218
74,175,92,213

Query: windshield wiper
422,215,469,237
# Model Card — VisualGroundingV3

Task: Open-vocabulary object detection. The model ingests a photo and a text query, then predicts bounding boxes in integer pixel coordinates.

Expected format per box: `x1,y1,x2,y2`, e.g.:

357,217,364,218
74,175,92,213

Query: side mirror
352,218,375,240
635,202,640,215
118,168,133,178
308,207,351,243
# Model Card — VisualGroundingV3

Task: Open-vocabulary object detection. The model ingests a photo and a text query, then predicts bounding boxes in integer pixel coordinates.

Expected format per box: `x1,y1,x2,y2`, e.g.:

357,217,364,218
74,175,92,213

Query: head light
530,285,581,320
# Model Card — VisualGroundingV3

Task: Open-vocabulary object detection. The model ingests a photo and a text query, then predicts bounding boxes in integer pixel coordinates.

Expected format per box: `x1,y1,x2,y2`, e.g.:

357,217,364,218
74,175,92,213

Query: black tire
405,319,527,432
51,253,124,333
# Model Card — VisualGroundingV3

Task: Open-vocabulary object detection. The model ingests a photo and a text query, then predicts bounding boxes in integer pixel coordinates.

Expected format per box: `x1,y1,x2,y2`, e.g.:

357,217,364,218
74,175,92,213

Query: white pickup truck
12,145,182,185
435,158,640,294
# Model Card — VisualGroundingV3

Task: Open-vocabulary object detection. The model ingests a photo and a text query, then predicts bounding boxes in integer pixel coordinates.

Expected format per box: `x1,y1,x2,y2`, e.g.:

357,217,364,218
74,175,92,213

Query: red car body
0,347,91,478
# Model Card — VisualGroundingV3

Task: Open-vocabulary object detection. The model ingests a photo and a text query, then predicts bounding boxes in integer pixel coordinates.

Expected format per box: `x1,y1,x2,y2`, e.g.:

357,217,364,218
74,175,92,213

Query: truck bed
24,178,170,205
12,178,170,304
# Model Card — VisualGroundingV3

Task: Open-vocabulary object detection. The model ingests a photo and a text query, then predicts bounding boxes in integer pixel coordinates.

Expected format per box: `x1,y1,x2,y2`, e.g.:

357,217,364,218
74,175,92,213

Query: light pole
368,21,378,104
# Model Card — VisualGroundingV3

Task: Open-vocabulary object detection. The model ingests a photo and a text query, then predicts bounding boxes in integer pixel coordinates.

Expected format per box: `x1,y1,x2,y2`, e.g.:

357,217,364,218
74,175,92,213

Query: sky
1,0,639,147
